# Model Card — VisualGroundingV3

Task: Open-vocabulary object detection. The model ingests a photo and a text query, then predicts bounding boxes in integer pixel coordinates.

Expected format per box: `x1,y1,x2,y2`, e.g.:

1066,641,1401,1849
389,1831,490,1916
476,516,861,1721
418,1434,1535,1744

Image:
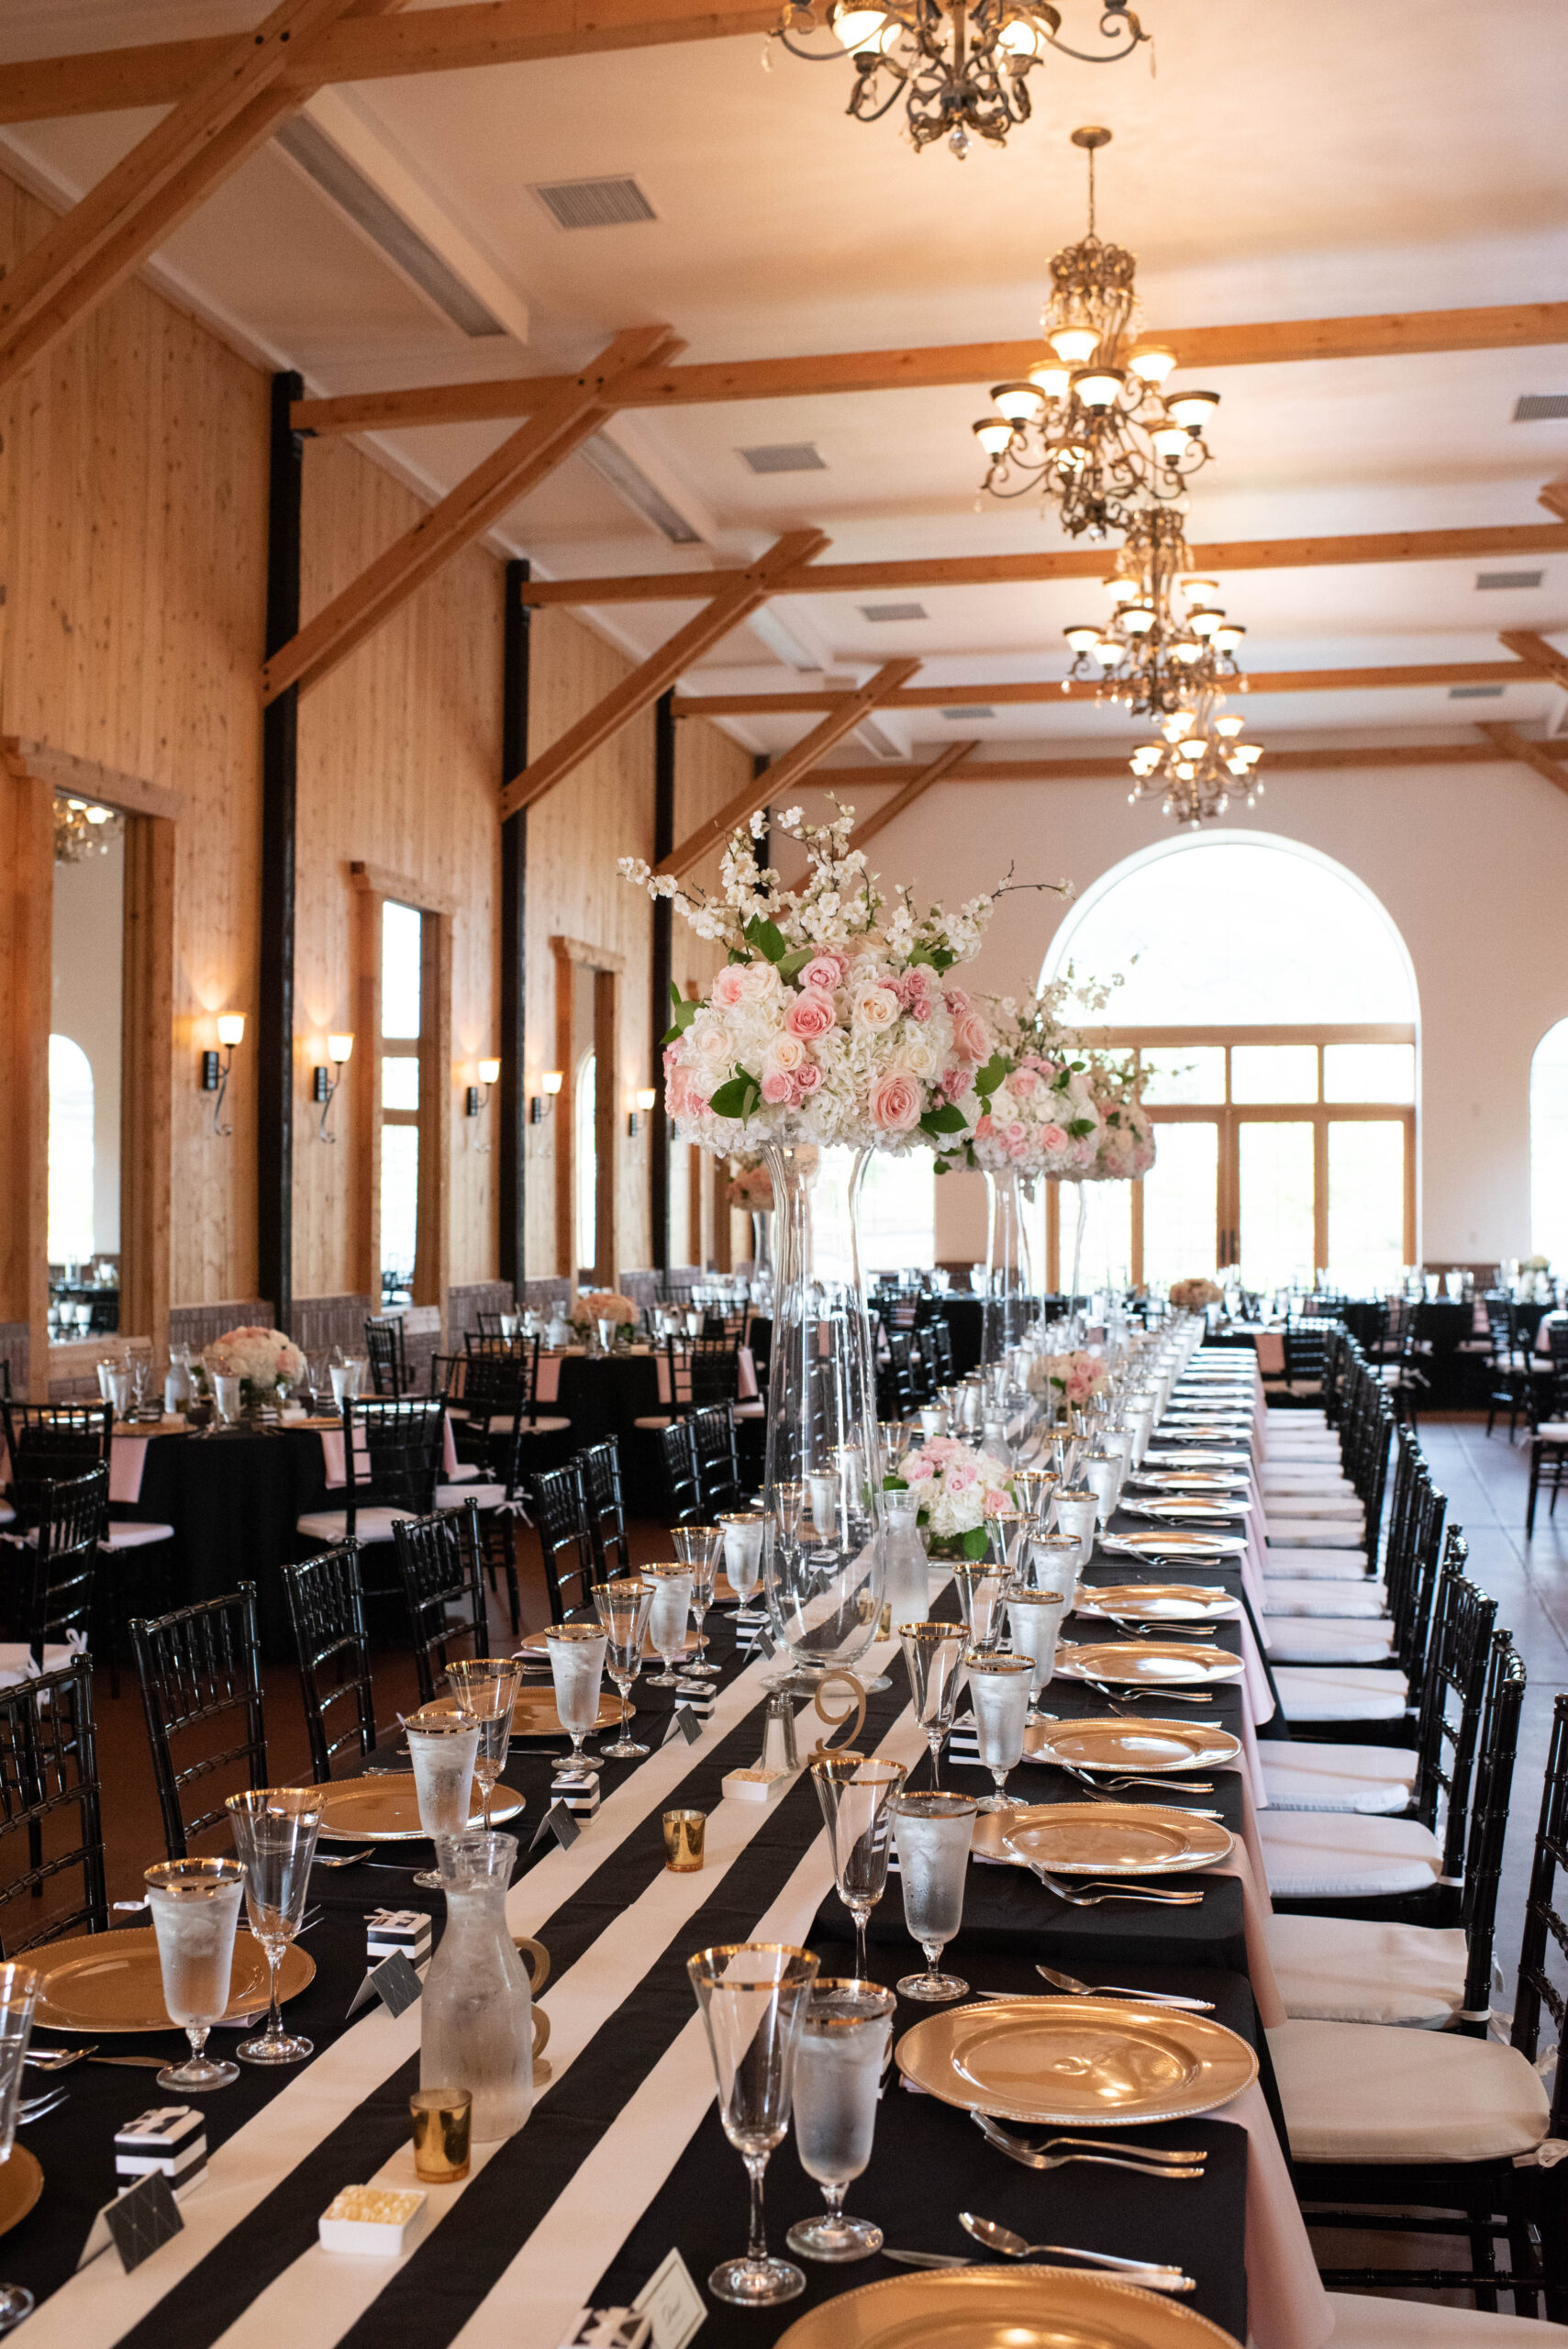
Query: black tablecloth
125,1428,331,1657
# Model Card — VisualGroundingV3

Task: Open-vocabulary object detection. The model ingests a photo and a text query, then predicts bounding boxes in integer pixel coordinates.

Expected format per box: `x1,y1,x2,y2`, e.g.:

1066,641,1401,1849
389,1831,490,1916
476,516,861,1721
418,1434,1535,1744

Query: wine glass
810,1754,906,1981
144,1857,248,2090
897,1622,966,1789
687,1943,818,2308
592,1577,655,1758
951,1562,1006,1657
984,1508,1031,1577
226,1789,323,2065
964,1652,1035,1810
890,1791,976,2003
445,1658,522,1823
540,1627,606,1779
1021,1534,1080,1600
0,1965,39,2330
641,1565,693,1688
717,1514,764,1612
1004,1585,1071,1726
784,1980,896,2264
673,1525,724,1678
405,1705,480,1891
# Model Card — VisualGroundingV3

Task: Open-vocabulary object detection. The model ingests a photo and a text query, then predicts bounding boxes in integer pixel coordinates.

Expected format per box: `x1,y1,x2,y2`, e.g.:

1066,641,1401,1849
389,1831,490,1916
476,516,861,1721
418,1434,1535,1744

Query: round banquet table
119,1425,334,1657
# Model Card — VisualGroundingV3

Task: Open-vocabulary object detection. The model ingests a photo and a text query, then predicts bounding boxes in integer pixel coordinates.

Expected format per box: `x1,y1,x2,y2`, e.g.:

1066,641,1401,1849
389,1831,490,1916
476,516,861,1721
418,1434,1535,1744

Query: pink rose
1010,1068,1038,1097
785,991,835,1040
1007,1134,1031,1161
760,1069,794,1105
711,965,747,1008
943,986,973,1018
981,1488,1008,1517
793,1060,824,1095
1003,1121,1027,1147
974,1114,995,1140
1040,1123,1068,1153
958,1012,991,1063
868,1069,922,1132
800,955,846,992
946,1459,979,1493
941,1065,970,1100
903,1454,936,1482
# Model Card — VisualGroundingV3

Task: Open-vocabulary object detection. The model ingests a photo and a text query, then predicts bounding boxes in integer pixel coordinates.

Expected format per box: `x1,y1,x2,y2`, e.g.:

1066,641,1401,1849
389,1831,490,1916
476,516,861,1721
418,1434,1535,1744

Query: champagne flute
541,1627,606,1779
687,1943,818,2308
1004,1585,1071,1726
951,1562,1006,1657
984,1508,1032,1577
890,1791,975,2003
445,1658,522,1824
964,1652,1035,1811
810,1753,906,1980
226,1789,323,2065
717,1514,764,1613
592,1577,654,1758
144,1857,247,2090
405,1705,480,1890
898,1622,966,1788
0,1965,38,2330
673,1525,724,1678
642,1565,693,1688
784,1980,896,2264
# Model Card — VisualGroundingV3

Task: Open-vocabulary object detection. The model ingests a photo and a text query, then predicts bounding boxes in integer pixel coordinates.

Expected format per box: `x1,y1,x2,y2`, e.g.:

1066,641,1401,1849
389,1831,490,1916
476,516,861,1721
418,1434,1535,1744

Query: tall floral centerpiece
726,1152,776,1274
202,1325,306,1418
1062,1054,1158,1300
623,803,1000,1683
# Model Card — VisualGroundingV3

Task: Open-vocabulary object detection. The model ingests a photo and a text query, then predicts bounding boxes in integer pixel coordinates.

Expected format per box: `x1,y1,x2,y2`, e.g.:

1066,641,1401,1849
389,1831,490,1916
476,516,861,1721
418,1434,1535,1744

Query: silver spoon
25,2043,95,2071
959,2213,1194,2291
1034,1964,1216,2011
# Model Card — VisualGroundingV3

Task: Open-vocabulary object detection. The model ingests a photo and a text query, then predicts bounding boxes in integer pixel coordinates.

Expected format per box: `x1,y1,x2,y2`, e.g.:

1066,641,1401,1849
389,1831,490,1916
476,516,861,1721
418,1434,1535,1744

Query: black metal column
498,560,531,1297
259,372,303,1335
650,689,676,1273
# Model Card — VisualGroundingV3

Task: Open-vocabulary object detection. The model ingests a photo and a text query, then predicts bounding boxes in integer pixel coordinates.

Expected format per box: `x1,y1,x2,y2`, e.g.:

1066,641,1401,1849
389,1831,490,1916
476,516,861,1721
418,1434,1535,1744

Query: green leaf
962,1526,991,1560
974,1052,1009,1098
777,946,816,982
708,1073,757,1119
743,915,787,963
881,1475,910,1492
918,1101,968,1136
1068,1117,1095,1137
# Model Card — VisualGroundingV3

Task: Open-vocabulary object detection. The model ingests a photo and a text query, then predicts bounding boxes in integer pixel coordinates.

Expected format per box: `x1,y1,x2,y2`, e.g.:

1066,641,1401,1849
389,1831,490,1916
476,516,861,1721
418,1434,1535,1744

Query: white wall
806,748,1568,1265
51,831,124,1258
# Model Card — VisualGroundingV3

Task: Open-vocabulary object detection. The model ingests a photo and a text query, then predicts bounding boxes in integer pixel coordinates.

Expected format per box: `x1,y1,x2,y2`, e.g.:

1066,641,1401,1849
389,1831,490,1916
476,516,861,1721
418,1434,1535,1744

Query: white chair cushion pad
1265,1518,1366,1548
1268,2021,1549,2164
733,1399,765,1418
1262,1496,1364,1520
435,1484,506,1508
479,1415,573,1437
1276,1664,1408,1721
297,1507,417,1543
1266,1913,1467,2026
1263,1548,1371,1578
1262,1742,1416,1814
1259,1809,1441,1898
1262,1578,1387,1619
1535,1421,1568,1442
1263,1620,1397,1665
1326,2288,1568,2343
1260,1477,1356,1499
101,1521,175,1549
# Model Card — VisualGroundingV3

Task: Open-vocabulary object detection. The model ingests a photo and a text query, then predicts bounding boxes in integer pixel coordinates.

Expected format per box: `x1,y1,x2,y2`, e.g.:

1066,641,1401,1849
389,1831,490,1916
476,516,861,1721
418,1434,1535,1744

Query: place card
529,1799,581,1853
365,1909,432,1968
114,2106,206,2195
632,2249,706,2349
345,1948,423,2022
662,1706,704,1747
77,2172,183,2275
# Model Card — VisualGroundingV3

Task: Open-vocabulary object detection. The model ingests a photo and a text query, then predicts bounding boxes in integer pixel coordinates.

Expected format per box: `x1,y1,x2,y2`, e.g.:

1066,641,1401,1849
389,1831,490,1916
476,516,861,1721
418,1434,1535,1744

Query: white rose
738,962,780,1002
901,1030,939,1079
769,1033,806,1074
852,985,899,1030
691,1019,731,1063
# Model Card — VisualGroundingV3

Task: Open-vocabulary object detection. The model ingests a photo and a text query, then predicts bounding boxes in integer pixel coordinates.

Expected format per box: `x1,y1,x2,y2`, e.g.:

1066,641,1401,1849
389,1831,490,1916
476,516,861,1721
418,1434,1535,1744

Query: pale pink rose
981,1488,1008,1517
923,1437,958,1465
711,965,748,1008
853,985,900,1032
1007,1134,1031,1162
958,1012,991,1063
1003,1121,1028,1147
1040,1123,1069,1154
945,1458,979,1493
941,1065,970,1100
943,986,973,1018
793,1060,825,1095
760,1070,794,1105
737,962,780,1003
973,1115,995,1140
1010,1068,1038,1097
785,991,835,1040
868,1069,922,1132
903,1453,936,1483
800,955,846,993
769,1033,806,1074
692,1024,729,1064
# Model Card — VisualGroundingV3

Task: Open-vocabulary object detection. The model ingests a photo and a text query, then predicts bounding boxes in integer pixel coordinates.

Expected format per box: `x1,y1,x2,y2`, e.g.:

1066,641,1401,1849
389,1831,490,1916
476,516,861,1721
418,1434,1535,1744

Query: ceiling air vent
1514,395,1568,421
941,706,995,720
1476,570,1544,591
275,117,507,337
1450,684,1506,699
738,443,827,474
531,176,657,230
862,602,927,623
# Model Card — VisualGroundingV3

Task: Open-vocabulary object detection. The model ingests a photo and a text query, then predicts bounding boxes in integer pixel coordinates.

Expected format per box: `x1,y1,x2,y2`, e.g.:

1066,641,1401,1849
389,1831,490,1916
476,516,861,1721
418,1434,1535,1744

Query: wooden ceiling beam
851,740,978,849
1540,480,1568,524
810,740,1568,789
671,659,1540,718
499,529,828,821
0,0,378,393
516,522,1568,608
290,301,1568,438
1500,630,1568,693
658,659,920,877
261,324,681,706
1476,722,1568,798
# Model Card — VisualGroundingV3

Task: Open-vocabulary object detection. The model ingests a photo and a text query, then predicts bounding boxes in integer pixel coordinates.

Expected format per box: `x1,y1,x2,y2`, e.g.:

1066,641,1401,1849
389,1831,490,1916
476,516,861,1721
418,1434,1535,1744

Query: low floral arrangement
726,1154,775,1211
1169,1276,1223,1310
885,1435,1019,1559
570,1290,637,1330
202,1325,306,1404
621,803,1017,1154
1081,1058,1157,1182
1026,1348,1112,1408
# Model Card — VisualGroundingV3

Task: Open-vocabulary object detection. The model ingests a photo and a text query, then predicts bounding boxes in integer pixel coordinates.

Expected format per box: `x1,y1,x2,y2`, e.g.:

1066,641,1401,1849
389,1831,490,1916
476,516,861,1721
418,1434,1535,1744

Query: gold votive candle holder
662,1809,706,1872
410,2087,473,2183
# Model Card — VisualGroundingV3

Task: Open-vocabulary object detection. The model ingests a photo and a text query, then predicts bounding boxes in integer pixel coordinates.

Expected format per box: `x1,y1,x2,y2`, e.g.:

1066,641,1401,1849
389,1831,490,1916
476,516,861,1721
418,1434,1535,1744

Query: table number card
77,2172,183,2275
631,2249,706,2348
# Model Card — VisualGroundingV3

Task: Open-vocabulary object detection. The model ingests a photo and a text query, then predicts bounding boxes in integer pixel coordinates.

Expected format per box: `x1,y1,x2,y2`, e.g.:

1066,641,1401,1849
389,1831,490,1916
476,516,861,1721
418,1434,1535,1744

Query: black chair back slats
1408,1552,1498,1869
20,1465,106,1664
1457,1632,1527,2035
1512,1688,1568,2135
578,1441,628,1579
339,1396,448,1535
658,1420,704,1529
450,1348,528,1438
282,1544,377,1782
688,1404,743,1518
531,1465,595,1621
363,1317,409,1397
1,1402,112,1524
390,1504,491,1706
0,1659,107,1954
130,1586,268,1859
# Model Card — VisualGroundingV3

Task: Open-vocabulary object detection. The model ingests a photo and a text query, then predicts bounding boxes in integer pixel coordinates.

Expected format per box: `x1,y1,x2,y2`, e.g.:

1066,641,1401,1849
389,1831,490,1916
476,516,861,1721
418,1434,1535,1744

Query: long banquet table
17,1354,1330,2349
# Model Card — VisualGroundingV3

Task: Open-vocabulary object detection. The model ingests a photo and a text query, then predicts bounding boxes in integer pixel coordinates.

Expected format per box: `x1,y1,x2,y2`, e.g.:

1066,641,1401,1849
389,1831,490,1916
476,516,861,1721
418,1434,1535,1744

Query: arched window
1040,833,1418,1297
49,1034,95,1264
574,1050,598,1277
1530,1019,1568,1268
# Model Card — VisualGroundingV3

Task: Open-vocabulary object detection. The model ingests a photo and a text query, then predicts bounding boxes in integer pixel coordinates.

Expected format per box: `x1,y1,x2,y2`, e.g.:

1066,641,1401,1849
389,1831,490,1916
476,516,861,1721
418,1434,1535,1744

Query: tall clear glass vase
982,1168,1035,1366
761,1144,886,1693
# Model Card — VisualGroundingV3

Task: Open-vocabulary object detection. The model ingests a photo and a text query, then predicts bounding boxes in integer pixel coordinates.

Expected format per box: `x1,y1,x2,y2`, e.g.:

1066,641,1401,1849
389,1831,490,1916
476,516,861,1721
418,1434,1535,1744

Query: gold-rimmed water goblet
963,1652,1035,1811
889,1790,976,2002
541,1626,606,1780
897,1622,966,1790
445,1657,523,1826
810,1753,906,1981
673,1524,724,1677
641,1564,694,1687
144,1856,248,2091
951,1561,1007,1657
592,1576,654,1757
687,1943,819,2308
226,1788,323,2066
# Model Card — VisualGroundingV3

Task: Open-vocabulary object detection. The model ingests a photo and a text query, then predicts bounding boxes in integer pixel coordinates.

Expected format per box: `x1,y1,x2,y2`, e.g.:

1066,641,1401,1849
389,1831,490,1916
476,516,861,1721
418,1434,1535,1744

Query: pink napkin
319,1418,457,1490
109,1437,147,1505
1254,1331,1285,1377
536,1356,562,1402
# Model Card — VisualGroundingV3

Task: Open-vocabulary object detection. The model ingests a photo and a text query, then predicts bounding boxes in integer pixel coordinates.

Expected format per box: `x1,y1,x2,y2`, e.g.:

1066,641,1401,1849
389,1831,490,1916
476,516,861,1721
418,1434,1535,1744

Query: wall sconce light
466,1056,502,1150
628,1085,657,1138
200,1013,245,1137
529,1069,563,1125
312,1032,354,1142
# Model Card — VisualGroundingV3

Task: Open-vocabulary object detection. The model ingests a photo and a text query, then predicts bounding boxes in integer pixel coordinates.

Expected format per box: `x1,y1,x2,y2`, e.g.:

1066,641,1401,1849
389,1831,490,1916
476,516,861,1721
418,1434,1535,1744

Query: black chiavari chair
689,1403,744,1517
530,1464,595,1622
363,1316,410,1397
390,1503,491,1706
15,1464,105,1670
578,1442,628,1580
296,1395,448,1596
1526,1357,1568,1535
0,1659,107,1954
130,1586,268,1860
658,1420,704,1529
282,1543,376,1783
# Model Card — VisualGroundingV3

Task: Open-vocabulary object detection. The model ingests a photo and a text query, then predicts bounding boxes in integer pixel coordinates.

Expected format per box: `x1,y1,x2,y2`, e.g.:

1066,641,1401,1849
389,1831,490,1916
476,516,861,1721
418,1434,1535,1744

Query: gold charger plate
519,1626,698,1663
433,1687,622,1735
1155,1425,1251,1442
1024,1716,1242,1773
1075,1584,1240,1624
0,2148,42,2239
1109,1532,1247,1561
895,1996,1258,2129
33,1931,315,2033
777,2266,1241,2349
1132,1500,1250,1526
1130,1473,1250,1493
1055,1641,1244,1688
317,1776,525,1842
1144,1451,1249,1470
974,1800,1232,1875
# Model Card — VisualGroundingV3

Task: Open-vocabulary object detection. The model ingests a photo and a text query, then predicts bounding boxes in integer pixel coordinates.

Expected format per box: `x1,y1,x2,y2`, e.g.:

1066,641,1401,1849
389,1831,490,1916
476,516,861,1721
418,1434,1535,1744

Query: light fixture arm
209,1046,236,1139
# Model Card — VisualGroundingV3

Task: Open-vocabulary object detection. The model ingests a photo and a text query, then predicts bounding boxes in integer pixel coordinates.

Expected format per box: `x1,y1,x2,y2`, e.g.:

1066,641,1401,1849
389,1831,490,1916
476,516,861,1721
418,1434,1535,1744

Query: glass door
1233,1117,1316,1292
1142,1119,1222,1286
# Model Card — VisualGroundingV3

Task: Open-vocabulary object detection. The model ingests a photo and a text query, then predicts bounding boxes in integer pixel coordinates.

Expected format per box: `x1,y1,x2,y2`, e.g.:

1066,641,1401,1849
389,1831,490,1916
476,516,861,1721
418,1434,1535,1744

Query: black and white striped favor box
115,2105,207,2195
365,1909,432,1969
550,1769,603,1816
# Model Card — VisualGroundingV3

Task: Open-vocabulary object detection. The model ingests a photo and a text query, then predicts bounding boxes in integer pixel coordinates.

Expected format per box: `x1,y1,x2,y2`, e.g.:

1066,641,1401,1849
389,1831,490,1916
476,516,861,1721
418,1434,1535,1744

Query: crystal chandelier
53,794,124,864
771,3,1149,159
1062,507,1249,719
1128,687,1264,829
973,128,1218,534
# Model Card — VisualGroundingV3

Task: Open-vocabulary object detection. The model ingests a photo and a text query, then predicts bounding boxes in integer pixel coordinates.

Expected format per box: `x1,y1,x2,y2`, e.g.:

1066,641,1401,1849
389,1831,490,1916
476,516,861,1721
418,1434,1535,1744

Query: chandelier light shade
1062,507,1252,719
973,128,1220,534
52,793,124,864
1129,689,1265,828
772,2,1150,159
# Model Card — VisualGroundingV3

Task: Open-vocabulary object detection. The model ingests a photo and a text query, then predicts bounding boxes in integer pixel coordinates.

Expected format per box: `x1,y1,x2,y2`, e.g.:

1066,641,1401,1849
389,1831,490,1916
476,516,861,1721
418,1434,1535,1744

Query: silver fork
1005,1848,1205,1907
312,1848,374,1869
17,2088,67,2125
25,2043,95,2071
1081,1678,1216,1709
971,2119,1206,2164
1049,1762,1217,1797
1034,1965,1216,2011
973,2113,1205,2177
